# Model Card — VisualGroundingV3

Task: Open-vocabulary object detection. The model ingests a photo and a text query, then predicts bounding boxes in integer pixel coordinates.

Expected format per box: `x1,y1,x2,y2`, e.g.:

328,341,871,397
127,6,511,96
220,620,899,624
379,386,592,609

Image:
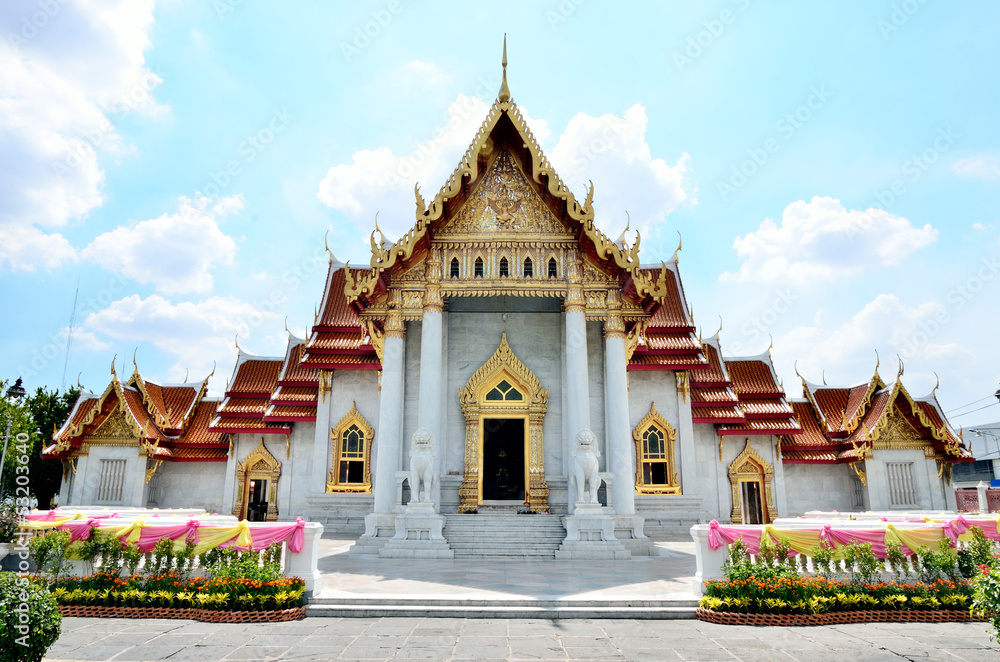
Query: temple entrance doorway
482,418,526,501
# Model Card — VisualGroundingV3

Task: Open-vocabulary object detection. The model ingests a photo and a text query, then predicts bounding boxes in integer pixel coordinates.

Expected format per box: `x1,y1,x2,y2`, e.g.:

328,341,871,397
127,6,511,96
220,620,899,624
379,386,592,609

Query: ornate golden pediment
88,406,141,445
437,149,570,239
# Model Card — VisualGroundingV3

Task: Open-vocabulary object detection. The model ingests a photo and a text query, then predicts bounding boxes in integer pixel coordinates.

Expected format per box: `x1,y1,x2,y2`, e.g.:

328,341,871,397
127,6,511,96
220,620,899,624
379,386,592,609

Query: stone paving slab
42,616,997,661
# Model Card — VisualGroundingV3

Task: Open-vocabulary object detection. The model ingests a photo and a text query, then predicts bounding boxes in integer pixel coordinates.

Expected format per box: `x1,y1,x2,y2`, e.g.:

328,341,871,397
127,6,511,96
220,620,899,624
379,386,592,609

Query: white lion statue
570,429,601,505
408,427,436,504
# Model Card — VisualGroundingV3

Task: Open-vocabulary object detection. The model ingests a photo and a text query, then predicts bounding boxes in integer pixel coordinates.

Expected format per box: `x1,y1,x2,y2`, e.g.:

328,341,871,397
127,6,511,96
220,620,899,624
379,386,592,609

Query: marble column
416,249,444,509
372,305,406,514
674,370,697,494
603,306,634,516
564,250,590,510
310,371,333,494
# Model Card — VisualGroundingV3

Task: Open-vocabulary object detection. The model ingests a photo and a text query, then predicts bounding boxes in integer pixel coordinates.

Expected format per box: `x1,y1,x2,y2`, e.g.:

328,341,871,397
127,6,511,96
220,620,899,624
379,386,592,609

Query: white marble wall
782,462,856,514
71,445,146,508
152,461,226,514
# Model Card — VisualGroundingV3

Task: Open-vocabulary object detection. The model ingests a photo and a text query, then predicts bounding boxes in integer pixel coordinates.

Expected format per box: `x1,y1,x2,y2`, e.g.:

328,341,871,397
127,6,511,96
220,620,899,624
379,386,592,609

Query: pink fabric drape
246,518,306,553
131,520,202,552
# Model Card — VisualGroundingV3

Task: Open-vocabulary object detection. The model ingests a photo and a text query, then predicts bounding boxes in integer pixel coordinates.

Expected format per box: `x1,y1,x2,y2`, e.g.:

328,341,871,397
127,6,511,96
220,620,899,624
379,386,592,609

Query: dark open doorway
482,418,525,501
247,478,268,522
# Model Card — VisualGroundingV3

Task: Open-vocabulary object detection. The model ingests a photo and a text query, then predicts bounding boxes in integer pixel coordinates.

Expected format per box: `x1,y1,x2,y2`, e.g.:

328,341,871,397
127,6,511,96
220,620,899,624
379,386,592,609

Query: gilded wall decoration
727,440,778,524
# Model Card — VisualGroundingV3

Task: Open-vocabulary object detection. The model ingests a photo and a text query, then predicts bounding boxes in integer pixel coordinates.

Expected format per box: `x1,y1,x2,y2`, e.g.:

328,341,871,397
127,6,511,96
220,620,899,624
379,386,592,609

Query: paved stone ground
44,616,997,661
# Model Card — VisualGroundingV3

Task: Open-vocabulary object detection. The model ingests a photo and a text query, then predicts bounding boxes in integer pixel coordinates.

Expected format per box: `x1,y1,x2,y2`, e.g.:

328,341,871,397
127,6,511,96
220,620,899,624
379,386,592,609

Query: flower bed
696,607,982,626
47,572,306,614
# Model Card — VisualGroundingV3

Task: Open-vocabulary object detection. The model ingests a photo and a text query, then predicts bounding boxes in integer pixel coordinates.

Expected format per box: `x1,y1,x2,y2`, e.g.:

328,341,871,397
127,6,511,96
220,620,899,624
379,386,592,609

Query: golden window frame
727,439,778,524
633,402,681,494
327,402,374,493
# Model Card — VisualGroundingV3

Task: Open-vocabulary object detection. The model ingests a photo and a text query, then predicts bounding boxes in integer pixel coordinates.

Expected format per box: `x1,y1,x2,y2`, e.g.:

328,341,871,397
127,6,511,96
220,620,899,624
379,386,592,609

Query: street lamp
0,378,28,501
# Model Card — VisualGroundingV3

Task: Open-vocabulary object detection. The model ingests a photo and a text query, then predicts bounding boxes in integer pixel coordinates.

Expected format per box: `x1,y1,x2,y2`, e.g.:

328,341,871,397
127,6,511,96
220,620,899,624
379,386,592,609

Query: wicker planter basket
696,607,983,627
57,604,305,623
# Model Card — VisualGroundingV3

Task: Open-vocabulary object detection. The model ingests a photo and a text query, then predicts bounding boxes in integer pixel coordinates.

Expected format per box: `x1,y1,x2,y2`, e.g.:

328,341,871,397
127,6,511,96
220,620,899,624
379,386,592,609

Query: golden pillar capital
604,312,625,340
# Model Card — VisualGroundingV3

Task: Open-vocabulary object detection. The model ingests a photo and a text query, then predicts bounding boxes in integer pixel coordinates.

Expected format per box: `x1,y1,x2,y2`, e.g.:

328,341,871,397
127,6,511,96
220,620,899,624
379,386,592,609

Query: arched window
474,256,484,278
523,257,533,278
327,403,374,493
450,258,460,279
485,378,523,401
548,257,558,278
632,403,680,494
499,257,509,278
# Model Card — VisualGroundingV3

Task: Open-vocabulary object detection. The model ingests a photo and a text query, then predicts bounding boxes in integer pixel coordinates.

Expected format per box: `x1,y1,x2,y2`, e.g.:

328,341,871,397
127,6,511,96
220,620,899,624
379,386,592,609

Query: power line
951,401,1000,419
946,394,997,414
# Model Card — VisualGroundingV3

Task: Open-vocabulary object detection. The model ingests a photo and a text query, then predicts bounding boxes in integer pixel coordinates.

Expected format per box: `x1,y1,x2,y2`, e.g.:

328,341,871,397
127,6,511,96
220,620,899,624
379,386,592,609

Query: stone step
310,596,700,608
306,597,697,619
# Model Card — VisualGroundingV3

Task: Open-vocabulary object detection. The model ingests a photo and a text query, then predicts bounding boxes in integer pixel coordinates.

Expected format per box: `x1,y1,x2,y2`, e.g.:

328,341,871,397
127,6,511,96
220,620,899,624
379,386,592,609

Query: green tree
0,379,79,508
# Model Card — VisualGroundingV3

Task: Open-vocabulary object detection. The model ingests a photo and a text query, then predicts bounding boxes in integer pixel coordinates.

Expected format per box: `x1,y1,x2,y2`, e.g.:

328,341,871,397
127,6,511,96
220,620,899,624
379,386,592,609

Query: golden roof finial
324,229,333,264
714,315,722,340
132,347,139,371
822,369,827,386
498,34,511,102
284,315,291,338
767,334,774,355
896,354,904,379
183,368,189,383
111,354,118,378
76,372,83,390
208,361,216,379
235,333,242,354
672,231,683,264
874,349,880,374
932,372,940,396
620,211,630,248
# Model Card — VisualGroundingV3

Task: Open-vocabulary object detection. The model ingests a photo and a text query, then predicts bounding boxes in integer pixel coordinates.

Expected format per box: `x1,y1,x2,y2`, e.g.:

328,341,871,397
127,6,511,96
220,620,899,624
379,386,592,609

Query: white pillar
415,251,444,510
604,314,634,516
690,524,730,596
311,372,333,494
564,251,590,510
373,311,406,514
284,521,324,596
675,371,698,495
222,437,239,516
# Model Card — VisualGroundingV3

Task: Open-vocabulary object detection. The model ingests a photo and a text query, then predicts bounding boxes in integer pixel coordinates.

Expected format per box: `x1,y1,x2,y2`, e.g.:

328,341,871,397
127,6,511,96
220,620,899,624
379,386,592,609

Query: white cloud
317,94,502,238
953,155,1000,180
317,97,691,243
60,327,111,352
721,196,937,282
81,195,242,295
0,0,161,271
774,294,973,387
0,224,77,271
548,103,691,238
403,60,452,88
83,293,283,382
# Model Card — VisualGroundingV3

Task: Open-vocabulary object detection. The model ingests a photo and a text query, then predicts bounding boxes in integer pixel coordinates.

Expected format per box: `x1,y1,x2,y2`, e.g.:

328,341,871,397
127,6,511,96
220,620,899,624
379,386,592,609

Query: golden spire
498,34,510,102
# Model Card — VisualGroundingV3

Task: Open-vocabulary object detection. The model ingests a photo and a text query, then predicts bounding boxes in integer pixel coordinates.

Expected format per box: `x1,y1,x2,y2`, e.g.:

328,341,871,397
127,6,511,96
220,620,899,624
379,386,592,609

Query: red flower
980,564,991,575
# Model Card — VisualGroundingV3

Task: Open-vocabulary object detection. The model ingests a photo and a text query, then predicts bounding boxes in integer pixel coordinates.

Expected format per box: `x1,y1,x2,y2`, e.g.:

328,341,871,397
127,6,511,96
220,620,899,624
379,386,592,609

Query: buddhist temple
45,43,971,556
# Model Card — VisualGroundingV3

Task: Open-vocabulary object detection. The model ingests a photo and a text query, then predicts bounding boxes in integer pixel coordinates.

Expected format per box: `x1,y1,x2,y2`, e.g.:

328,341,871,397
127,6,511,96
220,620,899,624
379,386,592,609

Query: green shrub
916,543,961,583
207,544,283,582
0,572,62,662
28,530,71,579
843,542,882,585
0,500,20,544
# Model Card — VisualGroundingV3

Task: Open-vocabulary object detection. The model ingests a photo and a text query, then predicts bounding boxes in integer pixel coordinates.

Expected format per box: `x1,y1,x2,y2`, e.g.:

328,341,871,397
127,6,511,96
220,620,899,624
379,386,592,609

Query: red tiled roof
784,400,831,447
692,405,745,423
643,268,690,329
217,397,268,417
719,418,803,435
642,333,702,353
300,353,382,369
691,386,739,406
264,404,318,422
740,399,795,418
271,386,318,403
176,400,224,445
279,344,320,385
317,267,363,329
627,354,711,370
169,447,228,461
727,360,783,397
208,417,290,434
782,449,839,463
121,388,167,441
307,331,369,352
689,343,728,385
229,359,282,395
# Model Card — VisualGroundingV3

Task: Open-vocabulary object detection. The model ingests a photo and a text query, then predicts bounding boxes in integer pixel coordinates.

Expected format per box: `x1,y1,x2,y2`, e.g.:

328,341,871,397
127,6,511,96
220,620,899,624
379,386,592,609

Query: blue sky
2,0,999,430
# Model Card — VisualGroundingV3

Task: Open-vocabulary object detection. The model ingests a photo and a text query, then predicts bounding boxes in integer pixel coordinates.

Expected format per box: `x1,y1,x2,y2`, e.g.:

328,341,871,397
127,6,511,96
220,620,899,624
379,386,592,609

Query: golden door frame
727,439,778,524
458,333,549,512
232,438,281,521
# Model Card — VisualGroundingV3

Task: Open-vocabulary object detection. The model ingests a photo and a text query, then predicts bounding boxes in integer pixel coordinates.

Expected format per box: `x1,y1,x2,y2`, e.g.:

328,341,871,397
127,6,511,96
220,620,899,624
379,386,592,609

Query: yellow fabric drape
19,513,84,530
762,525,827,557
886,524,950,554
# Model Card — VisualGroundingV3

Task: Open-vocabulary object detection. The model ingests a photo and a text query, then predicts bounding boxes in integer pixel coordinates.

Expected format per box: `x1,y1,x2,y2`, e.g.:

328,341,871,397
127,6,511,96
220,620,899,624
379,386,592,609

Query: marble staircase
443,512,566,559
